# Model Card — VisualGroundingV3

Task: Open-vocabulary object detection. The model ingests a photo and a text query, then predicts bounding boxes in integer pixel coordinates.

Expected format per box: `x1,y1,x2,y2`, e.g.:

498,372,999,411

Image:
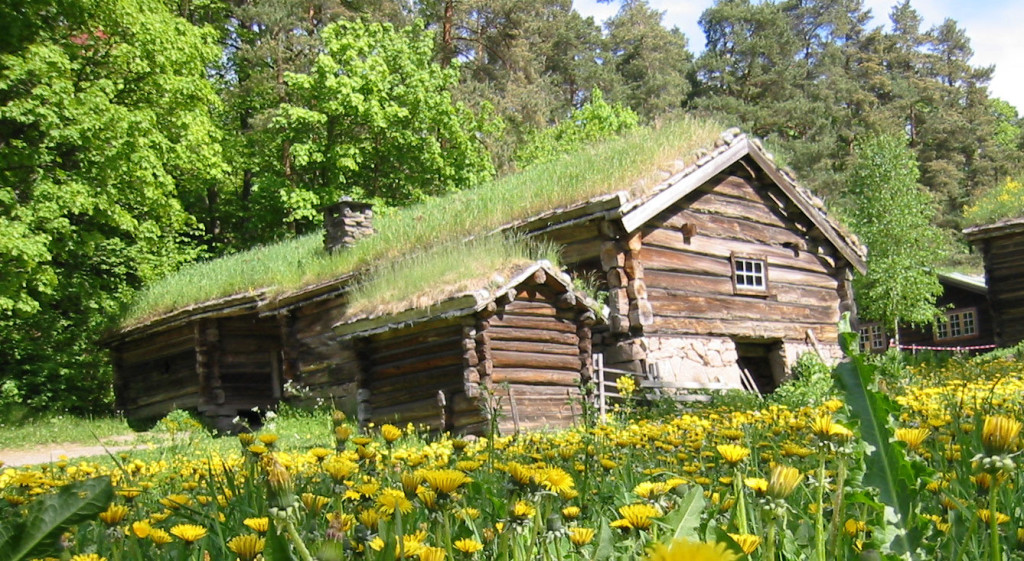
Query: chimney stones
323,197,374,253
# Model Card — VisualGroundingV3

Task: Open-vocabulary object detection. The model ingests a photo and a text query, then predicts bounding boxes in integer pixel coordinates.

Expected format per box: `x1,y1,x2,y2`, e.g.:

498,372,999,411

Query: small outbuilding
333,261,598,434
965,218,1024,347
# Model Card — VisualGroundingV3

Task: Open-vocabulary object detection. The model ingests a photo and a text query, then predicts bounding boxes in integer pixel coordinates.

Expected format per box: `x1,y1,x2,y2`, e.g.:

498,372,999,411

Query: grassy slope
124,117,723,326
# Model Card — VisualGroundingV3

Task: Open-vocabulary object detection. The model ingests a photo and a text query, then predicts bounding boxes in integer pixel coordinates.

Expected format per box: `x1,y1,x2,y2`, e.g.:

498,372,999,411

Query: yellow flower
324,458,359,482
743,477,768,494
645,538,739,561
381,424,403,443
159,494,191,509
170,523,208,544
978,509,1011,524
728,533,762,554
309,447,332,461
243,517,269,533
982,415,1022,455
454,538,484,554
98,504,130,526
811,415,853,440
766,465,803,499
377,488,413,515
70,555,107,561
420,546,447,561
844,518,867,536
616,375,636,397
534,467,575,496
610,503,661,530
716,444,750,464
227,534,266,561
130,520,152,538
423,469,472,495
895,427,931,452
149,528,172,546
116,487,142,500
562,506,581,519
258,433,279,445
512,500,537,520
359,508,382,530
569,527,596,547
301,492,331,513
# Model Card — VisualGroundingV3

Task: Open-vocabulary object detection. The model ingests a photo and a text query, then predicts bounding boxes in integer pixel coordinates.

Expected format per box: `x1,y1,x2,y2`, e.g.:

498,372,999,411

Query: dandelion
227,534,266,561
978,509,1011,524
98,504,130,526
895,427,931,452
728,533,762,554
610,503,661,530
716,444,750,464
244,517,269,533
258,433,279,446
170,523,207,544
766,465,803,499
301,492,331,513
130,520,152,538
512,500,537,520
420,546,447,561
422,469,472,495
562,506,581,519
744,477,768,494
70,555,107,561
309,447,332,461
454,538,484,554
569,527,596,547
381,424,403,443
645,538,739,561
149,528,172,546
534,466,575,496
982,415,1022,456
376,488,413,515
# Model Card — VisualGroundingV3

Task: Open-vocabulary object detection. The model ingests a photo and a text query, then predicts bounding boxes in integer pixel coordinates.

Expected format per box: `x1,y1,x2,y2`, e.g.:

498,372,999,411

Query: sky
573,0,1024,113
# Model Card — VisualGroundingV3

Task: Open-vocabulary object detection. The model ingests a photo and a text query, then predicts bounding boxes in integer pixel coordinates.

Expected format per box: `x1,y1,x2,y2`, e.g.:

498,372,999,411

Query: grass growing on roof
344,234,561,319
123,116,723,325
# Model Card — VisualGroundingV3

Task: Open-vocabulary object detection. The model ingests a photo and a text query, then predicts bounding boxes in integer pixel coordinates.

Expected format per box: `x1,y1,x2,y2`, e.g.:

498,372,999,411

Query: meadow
2,347,1024,561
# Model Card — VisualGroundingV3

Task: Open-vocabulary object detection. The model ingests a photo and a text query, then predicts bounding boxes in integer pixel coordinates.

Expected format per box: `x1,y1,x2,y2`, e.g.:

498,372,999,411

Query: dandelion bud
263,457,296,509
982,415,1021,456
766,465,803,500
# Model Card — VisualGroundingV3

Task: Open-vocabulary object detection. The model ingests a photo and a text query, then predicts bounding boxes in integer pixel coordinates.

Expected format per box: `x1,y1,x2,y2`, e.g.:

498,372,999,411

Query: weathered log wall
969,231,1024,346
898,284,994,349
283,294,363,412
480,275,590,434
640,172,843,342
362,318,470,431
113,324,198,425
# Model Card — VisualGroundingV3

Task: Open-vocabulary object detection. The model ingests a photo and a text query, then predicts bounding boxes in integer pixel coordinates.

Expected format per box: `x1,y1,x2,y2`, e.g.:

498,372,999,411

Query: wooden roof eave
963,217,1024,243
102,291,268,345
256,271,359,316
332,261,601,341
617,137,867,275
937,272,987,296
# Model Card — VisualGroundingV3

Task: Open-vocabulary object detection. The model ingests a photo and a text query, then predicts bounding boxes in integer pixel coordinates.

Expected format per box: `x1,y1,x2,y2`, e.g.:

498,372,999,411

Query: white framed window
732,256,767,293
858,323,886,353
935,308,978,341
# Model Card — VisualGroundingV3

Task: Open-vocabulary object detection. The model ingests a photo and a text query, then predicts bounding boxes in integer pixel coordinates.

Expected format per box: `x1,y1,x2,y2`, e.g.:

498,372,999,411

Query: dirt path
0,434,148,467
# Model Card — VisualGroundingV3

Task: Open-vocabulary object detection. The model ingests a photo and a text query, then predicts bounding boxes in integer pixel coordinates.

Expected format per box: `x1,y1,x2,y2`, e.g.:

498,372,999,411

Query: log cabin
965,218,1024,347
884,272,995,354
514,130,866,393
106,126,866,431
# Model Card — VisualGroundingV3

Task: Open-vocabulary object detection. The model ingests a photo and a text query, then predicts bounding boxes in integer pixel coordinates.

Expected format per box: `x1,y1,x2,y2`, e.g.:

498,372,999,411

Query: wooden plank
650,293,837,323
650,316,838,340
684,190,791,230
491,350,582,371
492,369,581,386
645,281,839,307
371,349,464,378
369,333,464,364
486,326,580,346
489,339,579,356
643,228,832,274
653,208,808,247
488,314,577,333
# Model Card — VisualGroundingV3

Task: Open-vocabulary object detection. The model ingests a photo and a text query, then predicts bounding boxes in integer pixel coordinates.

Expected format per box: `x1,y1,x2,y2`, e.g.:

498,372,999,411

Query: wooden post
508,386,521,436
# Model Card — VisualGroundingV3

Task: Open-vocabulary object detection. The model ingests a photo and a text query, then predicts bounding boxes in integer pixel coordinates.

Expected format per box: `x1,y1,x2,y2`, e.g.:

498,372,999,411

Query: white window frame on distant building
935,308,978,341
858,323,886,353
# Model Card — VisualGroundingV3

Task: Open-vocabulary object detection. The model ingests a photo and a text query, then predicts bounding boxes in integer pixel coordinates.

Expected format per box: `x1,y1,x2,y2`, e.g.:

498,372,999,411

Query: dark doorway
733,340,785,394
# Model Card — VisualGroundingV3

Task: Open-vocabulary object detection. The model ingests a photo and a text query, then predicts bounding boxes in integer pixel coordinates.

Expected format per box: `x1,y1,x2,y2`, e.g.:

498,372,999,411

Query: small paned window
936,308,978,341
858,324,886,353
732,257,767,293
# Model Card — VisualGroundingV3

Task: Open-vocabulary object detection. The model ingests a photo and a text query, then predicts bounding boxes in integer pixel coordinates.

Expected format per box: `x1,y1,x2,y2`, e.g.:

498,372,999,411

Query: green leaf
266,518,297,561
1,476,113,561
659,485,704,542
594,523,616,561
833,346,929,557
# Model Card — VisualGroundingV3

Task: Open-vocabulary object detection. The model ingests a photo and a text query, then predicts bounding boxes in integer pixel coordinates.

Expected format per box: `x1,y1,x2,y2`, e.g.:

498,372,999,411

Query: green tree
0,0,225,412
515,88,638,168
261,18,493,229
846,134,945,344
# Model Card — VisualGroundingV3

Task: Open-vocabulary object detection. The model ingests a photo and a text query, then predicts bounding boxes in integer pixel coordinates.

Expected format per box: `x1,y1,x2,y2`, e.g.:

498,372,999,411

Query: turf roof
121,116,725,327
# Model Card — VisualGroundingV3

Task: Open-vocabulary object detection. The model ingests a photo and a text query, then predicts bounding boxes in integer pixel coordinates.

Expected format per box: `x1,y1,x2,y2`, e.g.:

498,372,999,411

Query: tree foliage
0,0,225,412
846,135,945,338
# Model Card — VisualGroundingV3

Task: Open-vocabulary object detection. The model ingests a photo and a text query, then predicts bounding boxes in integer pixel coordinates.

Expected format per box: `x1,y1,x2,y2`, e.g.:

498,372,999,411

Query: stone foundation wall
644,335,744,388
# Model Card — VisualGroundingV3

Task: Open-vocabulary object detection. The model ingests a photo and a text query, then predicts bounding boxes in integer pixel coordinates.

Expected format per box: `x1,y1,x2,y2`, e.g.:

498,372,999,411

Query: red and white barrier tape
896,343,997,352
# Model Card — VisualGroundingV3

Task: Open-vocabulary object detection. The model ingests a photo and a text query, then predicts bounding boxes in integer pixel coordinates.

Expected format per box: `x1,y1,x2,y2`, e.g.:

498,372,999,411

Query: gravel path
0,435,145,467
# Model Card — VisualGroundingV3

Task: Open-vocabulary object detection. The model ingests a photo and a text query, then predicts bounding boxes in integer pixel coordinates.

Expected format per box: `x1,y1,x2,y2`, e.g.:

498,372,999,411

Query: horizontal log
559,239,604,264
643,228,831,274
644,279,840,307
370,349,464,378
685,189,792,229
490,350,583,371
372,396,445,420
368,365,464,395
491,368,581,386
649,317,838,340
489,339,580,356
488,314,578,333
369,378,465,407
486,326,579,345
650,293,837,324
366,333,465,364
656,207,808,247
116,332,196,364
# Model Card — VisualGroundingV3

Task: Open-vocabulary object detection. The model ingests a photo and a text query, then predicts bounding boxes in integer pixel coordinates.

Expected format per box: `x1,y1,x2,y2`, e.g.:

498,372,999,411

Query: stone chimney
323,197,374,253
